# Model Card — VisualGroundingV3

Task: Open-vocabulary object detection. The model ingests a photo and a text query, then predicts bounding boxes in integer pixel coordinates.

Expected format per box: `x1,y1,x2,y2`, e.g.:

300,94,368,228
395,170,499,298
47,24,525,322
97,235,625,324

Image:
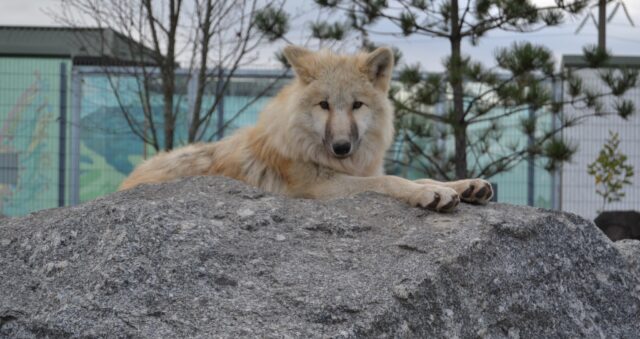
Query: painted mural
0,58,68,216
76,73,272,202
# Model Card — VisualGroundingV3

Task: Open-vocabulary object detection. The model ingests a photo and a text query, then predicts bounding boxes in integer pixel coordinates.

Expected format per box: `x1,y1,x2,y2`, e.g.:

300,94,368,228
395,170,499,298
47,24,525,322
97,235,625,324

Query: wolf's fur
120,46,492,211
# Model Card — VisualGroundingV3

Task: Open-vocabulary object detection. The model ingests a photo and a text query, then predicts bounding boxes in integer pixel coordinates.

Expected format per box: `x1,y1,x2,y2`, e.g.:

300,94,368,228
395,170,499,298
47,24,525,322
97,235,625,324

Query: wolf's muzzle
332,141,352,157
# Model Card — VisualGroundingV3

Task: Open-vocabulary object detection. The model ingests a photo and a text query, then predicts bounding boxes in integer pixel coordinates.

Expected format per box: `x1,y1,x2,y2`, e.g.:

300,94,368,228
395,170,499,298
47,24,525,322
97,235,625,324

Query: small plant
587,131,634,212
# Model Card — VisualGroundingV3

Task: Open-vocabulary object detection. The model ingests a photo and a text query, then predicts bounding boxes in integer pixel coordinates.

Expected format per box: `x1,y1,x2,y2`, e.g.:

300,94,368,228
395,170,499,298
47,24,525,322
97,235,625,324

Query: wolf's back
118,143,219,190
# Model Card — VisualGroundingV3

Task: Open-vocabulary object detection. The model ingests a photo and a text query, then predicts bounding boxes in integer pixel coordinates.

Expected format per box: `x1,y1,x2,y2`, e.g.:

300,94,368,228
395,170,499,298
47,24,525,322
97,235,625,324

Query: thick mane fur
258,81,394,178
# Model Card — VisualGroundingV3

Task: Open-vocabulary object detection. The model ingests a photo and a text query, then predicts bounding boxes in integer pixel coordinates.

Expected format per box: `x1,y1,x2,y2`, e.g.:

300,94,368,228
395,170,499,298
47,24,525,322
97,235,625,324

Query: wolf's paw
455,179,493,204
409,186,459,212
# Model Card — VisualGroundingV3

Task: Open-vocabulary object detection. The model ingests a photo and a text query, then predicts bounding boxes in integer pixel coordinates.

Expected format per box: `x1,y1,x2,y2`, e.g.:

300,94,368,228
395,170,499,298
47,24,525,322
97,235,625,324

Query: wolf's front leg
414,178,493,205
303,175,460,212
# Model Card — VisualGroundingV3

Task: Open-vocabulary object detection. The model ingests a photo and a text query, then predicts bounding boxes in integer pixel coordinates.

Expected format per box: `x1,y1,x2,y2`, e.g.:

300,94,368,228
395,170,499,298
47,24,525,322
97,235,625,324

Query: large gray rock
1,176,639,338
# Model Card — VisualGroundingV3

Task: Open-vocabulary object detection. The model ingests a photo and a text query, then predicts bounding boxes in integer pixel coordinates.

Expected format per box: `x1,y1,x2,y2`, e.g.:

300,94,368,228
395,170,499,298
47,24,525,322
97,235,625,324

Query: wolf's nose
332,141,351,156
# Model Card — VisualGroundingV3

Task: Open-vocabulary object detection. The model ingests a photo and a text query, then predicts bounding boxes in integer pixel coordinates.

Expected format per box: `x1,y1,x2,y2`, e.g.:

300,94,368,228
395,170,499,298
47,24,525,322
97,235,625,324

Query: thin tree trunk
449,0,467,179
188,0,213,143
162,71,175,151
162,0,181,151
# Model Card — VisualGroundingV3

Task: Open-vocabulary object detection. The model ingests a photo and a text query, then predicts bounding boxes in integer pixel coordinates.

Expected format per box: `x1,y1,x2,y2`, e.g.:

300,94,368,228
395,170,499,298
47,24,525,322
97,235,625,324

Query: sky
1,0,639,71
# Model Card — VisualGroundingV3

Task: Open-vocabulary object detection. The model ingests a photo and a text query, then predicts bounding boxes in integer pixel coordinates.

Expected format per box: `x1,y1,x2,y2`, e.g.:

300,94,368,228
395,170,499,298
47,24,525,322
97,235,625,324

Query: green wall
0,57,70,216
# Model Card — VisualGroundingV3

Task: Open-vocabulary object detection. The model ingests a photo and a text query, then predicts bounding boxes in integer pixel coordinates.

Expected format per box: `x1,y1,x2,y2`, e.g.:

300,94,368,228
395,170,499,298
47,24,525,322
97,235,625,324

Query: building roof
562,54,640,68
0,26,158,66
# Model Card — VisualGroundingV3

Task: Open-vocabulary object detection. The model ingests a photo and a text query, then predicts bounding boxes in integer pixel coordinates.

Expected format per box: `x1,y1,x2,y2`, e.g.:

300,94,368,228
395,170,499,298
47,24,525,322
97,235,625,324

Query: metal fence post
527,104,535,206
70,68,82,205
550,77,563,210
58,62,68,207
491,182,498,202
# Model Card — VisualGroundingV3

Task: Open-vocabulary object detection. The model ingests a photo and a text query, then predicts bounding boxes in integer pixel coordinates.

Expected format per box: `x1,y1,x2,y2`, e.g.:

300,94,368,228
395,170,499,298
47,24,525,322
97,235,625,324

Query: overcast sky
1,0,639,71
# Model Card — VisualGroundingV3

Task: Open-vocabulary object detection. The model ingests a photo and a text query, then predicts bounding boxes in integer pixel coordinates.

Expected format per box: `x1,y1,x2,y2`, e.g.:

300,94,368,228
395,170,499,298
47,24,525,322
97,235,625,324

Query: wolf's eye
319,101,330,110
352,101,363,109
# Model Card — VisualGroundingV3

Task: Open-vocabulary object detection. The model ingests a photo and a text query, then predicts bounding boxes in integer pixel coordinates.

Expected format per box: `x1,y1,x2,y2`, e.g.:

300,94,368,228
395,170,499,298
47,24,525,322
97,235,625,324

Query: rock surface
615,239,640,281
1,176,639,338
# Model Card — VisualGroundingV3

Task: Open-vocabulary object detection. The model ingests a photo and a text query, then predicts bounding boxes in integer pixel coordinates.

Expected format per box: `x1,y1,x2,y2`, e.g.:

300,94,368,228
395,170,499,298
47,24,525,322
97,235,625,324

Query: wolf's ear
283,45,315,84
361,47,394,92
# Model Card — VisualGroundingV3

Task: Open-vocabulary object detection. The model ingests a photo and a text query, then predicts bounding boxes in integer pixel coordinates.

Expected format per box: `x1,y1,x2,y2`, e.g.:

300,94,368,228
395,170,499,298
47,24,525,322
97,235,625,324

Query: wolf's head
278,46,395,168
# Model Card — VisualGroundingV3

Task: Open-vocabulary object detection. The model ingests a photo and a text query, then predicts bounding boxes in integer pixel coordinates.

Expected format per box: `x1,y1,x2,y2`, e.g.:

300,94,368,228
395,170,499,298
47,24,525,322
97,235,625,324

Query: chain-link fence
0,57,637,219
560,62,640,220
0,58,71,216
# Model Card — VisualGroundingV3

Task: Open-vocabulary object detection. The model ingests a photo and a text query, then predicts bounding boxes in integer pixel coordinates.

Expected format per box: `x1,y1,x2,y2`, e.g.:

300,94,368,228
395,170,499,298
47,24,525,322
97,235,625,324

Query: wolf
120,46,493,211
